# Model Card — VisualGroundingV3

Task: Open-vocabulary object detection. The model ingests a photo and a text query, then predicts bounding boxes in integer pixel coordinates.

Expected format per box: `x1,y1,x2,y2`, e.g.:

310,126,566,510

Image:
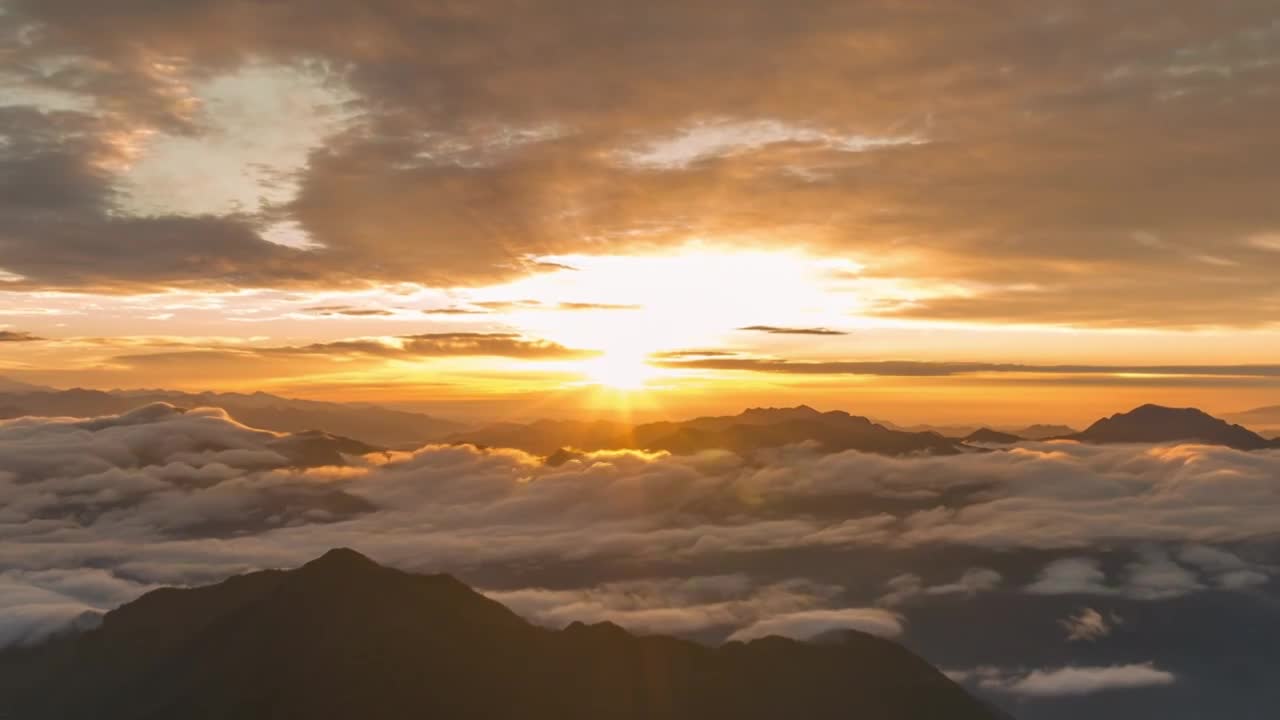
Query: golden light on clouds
1,0,1279,424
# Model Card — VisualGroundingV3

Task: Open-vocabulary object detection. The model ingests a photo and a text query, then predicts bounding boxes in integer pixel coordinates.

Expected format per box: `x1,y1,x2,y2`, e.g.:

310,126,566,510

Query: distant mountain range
879,421,1077,440
0,385,462,448
449,405,972,456
2,379,1275,456
0,549,1007,720
1225,405,1280,438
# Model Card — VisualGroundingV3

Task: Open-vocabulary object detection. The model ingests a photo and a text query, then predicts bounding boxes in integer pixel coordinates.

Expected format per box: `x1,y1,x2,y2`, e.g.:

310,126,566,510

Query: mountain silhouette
0,549,1007,720
1069,404,1278,450
452,406,971,457
1010,424,1077,440
963,428,1024,444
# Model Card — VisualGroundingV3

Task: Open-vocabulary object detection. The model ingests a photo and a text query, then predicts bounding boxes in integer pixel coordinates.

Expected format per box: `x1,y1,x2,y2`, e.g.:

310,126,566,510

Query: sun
580,351,658,390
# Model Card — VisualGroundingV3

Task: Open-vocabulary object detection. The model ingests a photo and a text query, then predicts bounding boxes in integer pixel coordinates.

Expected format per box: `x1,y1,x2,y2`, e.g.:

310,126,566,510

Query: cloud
5,407,1280,647
967,663,1177,697
736,325,848,336
1026,558,1114,596
302,306,396,317
114,332,597,370
486,575,847,637
726,608,904,642
1024,550,1212,601
1059,607,1121,642
0,1,1277,327
880,568,1002,606
656,357,1280,379
0,331,43,342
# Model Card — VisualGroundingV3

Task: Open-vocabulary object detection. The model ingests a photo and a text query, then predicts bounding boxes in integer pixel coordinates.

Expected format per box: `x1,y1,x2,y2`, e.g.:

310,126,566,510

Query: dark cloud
738,325,848,336
112,332,595,370
0,331,44,342
302,306,395,317
0,1,1276,325
657,357,1280,379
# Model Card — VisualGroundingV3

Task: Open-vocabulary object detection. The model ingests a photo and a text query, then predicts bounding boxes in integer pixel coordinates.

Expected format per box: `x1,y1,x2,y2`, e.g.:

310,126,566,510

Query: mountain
0,388,461,448
1069,404,1278,450
1010,424,1077,440
1225,406,1280,439
0,549,1007,720
451,406,972,457
963,428,1024,444
0,375,54,393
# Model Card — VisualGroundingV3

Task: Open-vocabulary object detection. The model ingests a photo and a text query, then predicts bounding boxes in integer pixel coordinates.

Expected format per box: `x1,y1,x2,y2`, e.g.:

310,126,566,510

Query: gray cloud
0,331,43,342
880,568,1002,607
952,663,1176,697
1059,607,1122,642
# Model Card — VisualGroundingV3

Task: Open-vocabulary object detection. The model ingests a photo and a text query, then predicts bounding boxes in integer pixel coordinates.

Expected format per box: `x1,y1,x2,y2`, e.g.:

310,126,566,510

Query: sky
2,0,1280,425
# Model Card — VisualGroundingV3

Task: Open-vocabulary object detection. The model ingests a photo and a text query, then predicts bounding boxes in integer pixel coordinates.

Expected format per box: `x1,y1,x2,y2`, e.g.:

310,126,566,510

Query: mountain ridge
0,548,1008,720
1068,403,1279,450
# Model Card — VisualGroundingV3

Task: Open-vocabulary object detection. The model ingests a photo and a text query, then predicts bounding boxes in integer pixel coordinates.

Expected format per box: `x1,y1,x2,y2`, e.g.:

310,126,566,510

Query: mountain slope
0,549,1006,720
1070,404,1277,450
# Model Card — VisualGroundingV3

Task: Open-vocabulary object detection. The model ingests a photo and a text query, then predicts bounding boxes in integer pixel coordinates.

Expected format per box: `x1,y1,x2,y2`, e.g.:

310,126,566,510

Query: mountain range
0,549,1008,720
449,405,971,456
1,379,1276,456
0,386,461,448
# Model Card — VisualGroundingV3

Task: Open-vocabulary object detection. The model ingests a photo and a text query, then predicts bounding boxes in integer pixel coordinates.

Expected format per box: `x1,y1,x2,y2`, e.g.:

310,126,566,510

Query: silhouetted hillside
0,549,1006,720
1069,404,1278,450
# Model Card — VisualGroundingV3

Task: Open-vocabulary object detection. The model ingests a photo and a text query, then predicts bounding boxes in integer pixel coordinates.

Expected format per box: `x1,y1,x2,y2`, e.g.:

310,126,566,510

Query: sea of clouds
4,403,1278,699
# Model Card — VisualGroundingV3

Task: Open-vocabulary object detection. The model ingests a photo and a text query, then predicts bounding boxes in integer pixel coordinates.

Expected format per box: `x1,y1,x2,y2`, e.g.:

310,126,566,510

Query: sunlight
580,351,658,390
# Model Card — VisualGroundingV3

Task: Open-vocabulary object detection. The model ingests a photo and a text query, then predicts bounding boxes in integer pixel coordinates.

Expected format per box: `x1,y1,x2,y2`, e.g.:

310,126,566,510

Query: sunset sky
3,0,1279,425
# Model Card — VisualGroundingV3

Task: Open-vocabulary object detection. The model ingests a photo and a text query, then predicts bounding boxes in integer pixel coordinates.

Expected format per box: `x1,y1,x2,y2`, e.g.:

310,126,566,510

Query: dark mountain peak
1,551,1005,720
964,428,1023,444
303,547,381,572
1073,404,1274,450
1127,403,1205,417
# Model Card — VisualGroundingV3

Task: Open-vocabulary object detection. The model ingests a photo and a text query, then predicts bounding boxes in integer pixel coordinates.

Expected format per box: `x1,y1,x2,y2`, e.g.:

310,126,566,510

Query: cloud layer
1,1,1278,327
3,405,1279,652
